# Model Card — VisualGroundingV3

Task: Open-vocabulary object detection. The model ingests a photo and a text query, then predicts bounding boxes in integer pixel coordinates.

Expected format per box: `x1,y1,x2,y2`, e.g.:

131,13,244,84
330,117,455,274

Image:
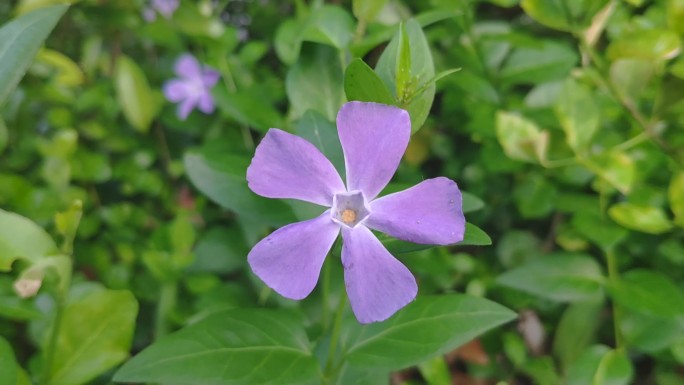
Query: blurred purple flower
162,54,220,120
246,102,466,323
142,0,179,22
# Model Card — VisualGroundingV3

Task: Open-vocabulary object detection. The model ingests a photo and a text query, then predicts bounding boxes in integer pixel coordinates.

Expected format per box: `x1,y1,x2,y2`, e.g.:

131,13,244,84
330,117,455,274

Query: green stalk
323,293,348,384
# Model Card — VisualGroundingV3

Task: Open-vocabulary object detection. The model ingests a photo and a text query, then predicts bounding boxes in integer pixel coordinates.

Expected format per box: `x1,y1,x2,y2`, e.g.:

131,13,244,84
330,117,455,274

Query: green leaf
295,109,345,175
566,346,633,385
461,192,485,213
555,79,600,152
303,6,354,50
590,152,635,195
188,226,248,274
459,223,492,246
495,111,548,164
376,19,435,132
496,253,605,302
0,209,58,272
286,44,344,121
379,223,490,255
0,4,68,105
114,55,158,133
0,336,18,385
344,58,395,105
609,59,653,103
334,364,389,385
418,355,451,385
521,0,609,31
114,309,319,385
608,203,673,234
513,174,557,218
669,171,684,227
46,288,138,385
607,29,681,62
352,0,388,22
572,211,627,251
500,40,578,85
344,294,516,370
553,300,604,370
610,269,684,319
620,309,684,353
213,85,282,133
184,147,295,227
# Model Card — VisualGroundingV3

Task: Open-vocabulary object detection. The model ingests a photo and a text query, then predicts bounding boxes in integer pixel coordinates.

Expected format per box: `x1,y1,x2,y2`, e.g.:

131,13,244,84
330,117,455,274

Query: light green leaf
0,209,58,272
46,288,138,385
114,55,158,133
304,6,354,50
669,171,684,227
34,48,84,87
418,355,451,385
344,294,516,370
0,336,18,385
609,59,653,103
496,111,548,164
376,19,435,132
344,58,395,105
610,269,684,319
607,29,681,61
608,203,673,234
521,0,609,31
553,300,604,370
114,309,319,385
183,147,295,227
286,44,344,121
500,40,578,85
496,253,605,302
0,4,68,105
555,79,599,151
352,0,388,22
590,152,635,195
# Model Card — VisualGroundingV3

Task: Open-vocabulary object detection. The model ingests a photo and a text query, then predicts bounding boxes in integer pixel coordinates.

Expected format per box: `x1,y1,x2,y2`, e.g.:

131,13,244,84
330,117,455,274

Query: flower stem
323,293,347,383
40,291,65,385
154,281,178,339
605,248,624,349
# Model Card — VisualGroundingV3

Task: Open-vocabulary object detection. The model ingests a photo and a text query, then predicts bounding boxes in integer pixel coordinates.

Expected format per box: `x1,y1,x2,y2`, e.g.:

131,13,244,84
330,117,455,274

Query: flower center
331,191,370,228
341,209,357,225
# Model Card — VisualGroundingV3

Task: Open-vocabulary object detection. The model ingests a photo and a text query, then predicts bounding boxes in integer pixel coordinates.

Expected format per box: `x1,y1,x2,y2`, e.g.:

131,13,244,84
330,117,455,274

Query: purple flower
162,54,220,121
246,102,466,323
142,0,179,22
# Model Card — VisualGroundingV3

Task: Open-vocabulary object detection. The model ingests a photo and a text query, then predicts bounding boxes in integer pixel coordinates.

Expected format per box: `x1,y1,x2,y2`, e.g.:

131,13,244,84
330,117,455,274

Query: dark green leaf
567,346,632,385
0,336,18,385
286,44,344,121
610,269,684,319
344,58,395,105
184,147,296,227
114,309,319,385
553,300,604,370
213,85,282,133
344,294,516,369
500,40,577,85
496,253,605,302
0,4,68,105
295,109,345,175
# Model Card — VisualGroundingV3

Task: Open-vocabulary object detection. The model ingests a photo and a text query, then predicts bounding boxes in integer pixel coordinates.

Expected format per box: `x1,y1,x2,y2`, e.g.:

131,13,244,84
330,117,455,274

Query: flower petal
248,211,339,300
366,177,465,245
174,54,202,78
202,69,220,87
176,98,195,120
196,92,215,114
337,101,411,200
341,225,417,323
162,79,187,102
247,128,345,206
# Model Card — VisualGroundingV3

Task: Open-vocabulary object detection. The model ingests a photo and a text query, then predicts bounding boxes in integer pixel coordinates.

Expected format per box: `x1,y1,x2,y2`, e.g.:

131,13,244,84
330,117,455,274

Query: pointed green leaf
114,309,319,385
344,58,395,105
496,253,605,302
0,4,68,105
610,269,684,319
344,294,516,369
567,346,633,385
114,55,158,133
184,147,295,227
555,79,600,152
496,111,548,164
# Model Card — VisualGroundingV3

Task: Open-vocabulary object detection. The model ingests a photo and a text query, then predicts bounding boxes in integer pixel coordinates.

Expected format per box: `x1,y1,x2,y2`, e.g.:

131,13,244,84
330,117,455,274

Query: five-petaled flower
143,0,179,22
247,101,466,323
162,54,219,121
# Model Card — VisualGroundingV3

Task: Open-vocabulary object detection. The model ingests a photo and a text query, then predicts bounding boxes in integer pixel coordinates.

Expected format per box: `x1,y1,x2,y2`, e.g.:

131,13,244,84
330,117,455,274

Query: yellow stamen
341,209,357,224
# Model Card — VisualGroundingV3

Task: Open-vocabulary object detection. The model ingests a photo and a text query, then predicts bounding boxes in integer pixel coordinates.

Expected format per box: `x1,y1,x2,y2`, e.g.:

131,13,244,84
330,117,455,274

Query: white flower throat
331,191,370,228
